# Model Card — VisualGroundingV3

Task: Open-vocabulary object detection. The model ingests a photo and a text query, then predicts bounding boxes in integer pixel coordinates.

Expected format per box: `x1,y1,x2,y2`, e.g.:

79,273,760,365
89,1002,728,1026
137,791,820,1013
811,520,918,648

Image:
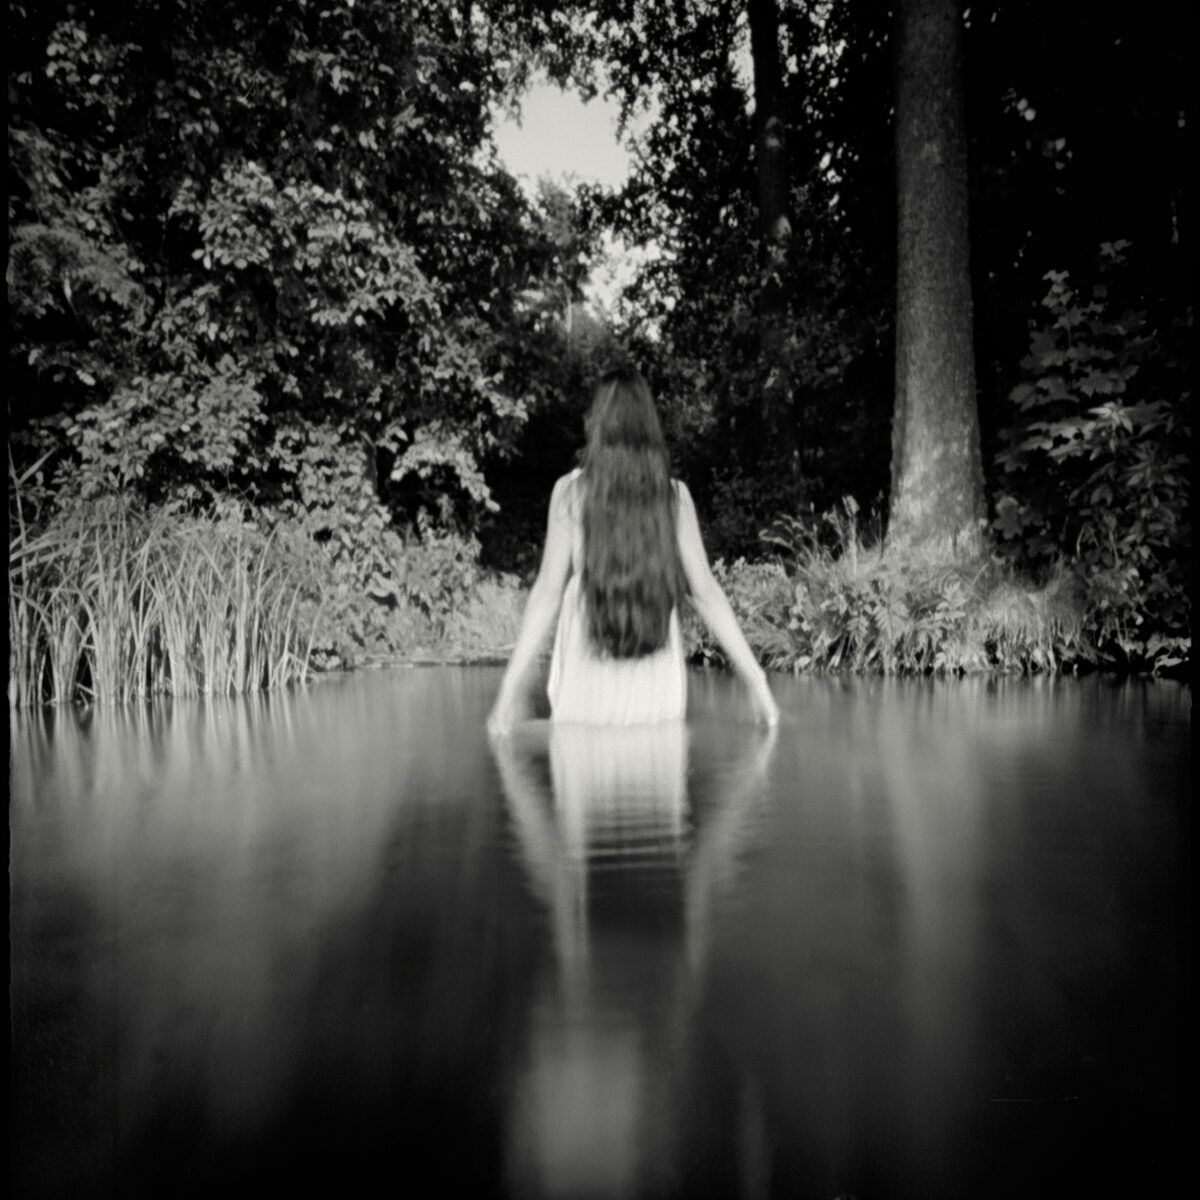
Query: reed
7,484,327,707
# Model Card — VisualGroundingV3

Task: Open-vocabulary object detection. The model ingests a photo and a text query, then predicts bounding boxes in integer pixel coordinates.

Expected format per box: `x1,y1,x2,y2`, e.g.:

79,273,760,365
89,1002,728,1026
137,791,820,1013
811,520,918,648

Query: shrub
7,429,512,697
683,557,795,667
688,498,1087,675
264,423,491,666
298,502,492,667
700,464,811,566
440,573,527,662
992,242,1191,672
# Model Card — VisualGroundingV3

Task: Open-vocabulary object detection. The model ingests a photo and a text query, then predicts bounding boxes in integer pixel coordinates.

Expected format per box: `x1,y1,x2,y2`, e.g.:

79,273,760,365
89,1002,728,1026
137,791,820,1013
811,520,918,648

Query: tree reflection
9,670,504,1196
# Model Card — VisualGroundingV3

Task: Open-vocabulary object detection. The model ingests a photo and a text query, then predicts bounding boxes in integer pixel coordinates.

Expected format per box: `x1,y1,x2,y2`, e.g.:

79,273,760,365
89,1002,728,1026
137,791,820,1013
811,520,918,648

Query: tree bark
747,0,792,461
886,0,986,562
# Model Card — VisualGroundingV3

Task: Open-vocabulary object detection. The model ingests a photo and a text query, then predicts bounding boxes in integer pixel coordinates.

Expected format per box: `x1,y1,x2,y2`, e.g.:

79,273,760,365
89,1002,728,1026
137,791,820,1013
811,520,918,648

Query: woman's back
558,466,682,577
548,468,687,725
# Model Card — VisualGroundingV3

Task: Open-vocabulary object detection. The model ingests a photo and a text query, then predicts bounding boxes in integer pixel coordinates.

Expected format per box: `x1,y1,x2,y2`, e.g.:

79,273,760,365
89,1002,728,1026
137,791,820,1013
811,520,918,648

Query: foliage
687,498,1087,675
964,2,1191,433
477,215,627,579
7,0,594,532
256,441,505,667
563,0,1187,572
9,445,526,702
8,478,325,707
573,0,893,553
440,574,527,662
993,243,1191,671
682,555,795,668
7,0,1191,687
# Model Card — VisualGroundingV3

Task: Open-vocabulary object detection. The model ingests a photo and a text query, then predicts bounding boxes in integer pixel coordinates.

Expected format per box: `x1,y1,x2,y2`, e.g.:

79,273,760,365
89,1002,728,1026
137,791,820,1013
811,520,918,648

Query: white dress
547,469,687,725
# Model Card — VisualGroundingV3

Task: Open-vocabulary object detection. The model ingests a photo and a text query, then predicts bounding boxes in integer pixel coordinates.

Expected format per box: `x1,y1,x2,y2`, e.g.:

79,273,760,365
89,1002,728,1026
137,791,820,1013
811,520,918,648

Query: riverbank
331,552,1188,681
8,501,1188,709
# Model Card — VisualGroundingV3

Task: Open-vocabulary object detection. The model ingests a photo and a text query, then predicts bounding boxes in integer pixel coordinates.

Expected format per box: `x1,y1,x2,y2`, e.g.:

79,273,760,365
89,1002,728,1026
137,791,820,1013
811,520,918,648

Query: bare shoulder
672,478,697,512
551,469,582,516
554,467,582,496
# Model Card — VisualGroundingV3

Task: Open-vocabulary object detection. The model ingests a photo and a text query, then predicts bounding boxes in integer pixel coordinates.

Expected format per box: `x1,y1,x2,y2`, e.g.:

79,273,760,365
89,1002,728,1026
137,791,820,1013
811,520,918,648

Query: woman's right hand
752,674,780,727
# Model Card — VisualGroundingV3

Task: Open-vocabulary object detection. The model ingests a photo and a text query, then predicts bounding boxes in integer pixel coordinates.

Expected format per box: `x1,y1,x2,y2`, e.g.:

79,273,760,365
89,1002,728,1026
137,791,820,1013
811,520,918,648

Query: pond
9,667,1190,1199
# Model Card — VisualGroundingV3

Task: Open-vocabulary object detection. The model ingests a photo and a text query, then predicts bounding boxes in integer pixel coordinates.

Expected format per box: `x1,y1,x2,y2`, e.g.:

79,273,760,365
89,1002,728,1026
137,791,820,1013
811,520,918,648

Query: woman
487,367,779,733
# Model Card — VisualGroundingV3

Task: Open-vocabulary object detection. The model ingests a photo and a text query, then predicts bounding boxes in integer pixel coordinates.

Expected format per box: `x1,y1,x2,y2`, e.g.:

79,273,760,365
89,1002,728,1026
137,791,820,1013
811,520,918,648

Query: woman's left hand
487,703,515,738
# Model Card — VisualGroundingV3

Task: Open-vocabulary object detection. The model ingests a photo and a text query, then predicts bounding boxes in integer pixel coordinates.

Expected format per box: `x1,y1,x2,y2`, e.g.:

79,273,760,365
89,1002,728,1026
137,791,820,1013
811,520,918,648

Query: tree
6,0,588,531
576,0,892,554
746,0,792,458
886,0,986,562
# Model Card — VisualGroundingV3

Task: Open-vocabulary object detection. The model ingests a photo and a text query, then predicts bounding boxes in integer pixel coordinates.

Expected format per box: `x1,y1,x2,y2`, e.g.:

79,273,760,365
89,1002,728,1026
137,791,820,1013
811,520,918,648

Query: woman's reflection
491,719,776,1200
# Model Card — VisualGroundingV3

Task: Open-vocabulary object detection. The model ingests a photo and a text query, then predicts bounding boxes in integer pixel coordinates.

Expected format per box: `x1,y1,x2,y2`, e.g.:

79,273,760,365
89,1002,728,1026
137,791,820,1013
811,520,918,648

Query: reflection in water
10,673,509,1198
686,674,1189,1199
492,721,776,1200
9,670,1190,1198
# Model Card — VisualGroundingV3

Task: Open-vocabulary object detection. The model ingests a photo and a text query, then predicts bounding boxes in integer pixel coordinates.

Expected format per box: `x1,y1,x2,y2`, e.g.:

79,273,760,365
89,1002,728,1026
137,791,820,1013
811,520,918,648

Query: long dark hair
578,368,685,658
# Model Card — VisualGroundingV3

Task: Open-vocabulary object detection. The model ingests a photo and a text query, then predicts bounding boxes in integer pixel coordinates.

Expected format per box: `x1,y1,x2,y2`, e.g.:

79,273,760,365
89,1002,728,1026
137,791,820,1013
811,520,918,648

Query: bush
700,463,810,566
687,499,1088,675
7,422,522,698
284,481,510,668
440,574,527,662
683,557,795,667
992,242,1191,672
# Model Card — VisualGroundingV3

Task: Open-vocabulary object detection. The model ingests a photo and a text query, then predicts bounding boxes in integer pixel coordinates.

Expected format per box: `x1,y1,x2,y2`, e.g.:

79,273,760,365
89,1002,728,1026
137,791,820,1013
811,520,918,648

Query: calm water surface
10,668,1191,1199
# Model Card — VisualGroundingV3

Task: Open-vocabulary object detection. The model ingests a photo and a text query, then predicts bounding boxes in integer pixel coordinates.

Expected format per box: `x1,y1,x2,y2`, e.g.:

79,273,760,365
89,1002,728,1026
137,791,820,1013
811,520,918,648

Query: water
9,668,1190,1199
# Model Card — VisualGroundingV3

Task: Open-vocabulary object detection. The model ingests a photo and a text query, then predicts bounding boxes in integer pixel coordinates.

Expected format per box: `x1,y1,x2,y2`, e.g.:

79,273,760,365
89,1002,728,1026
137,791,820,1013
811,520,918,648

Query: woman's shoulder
553,467,583,495
555,468,687,503
550,468,584,517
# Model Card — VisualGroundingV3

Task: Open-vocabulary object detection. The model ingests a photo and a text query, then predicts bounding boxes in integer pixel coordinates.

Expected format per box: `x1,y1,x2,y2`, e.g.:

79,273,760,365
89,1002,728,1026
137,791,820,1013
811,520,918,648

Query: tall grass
9,484,326,707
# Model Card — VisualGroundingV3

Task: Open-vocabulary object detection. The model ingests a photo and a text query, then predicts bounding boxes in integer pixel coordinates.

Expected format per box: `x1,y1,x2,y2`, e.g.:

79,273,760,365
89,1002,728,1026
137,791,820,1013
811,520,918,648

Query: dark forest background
7,0,1192,700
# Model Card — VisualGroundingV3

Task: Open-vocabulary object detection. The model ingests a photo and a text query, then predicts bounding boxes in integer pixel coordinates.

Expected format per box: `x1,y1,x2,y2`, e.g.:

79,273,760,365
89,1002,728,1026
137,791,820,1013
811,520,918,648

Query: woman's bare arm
675,481,779,725
487,475,574,734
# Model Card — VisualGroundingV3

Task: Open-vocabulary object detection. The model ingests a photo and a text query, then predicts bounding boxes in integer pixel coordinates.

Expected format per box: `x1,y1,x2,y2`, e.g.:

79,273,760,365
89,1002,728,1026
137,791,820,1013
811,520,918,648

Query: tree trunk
747,0,793,462
886,0,985,562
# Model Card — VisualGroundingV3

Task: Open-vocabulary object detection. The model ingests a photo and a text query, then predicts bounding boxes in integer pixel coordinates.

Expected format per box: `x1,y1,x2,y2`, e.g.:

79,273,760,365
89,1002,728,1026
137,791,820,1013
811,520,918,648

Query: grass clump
688,498,1091,675
9,491,326,708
